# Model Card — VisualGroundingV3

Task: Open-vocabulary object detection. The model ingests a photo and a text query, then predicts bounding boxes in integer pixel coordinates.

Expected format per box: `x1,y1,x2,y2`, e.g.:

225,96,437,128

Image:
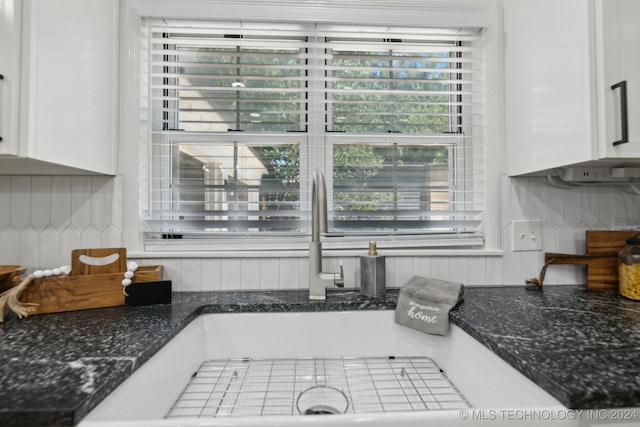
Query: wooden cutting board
544,230,639,291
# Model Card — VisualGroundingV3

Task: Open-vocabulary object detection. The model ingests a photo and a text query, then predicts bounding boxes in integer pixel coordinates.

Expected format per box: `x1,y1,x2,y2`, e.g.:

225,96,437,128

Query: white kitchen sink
80,310,573,427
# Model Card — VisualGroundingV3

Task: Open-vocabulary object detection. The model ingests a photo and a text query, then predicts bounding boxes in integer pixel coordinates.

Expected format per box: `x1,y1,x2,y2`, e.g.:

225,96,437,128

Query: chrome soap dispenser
360,241,386,297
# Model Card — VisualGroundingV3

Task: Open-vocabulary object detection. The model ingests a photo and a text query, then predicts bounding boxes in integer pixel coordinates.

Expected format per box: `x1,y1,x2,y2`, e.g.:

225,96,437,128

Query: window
141,20,484,249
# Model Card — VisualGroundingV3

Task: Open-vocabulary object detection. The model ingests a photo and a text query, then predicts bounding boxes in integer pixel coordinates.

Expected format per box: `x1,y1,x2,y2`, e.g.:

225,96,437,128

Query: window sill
130,247,504,259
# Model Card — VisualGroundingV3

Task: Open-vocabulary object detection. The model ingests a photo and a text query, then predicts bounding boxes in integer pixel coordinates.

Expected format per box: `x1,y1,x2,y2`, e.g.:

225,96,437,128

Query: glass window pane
327,44,460,134
333,143,450,232
153,35,306,133
150,140,300,233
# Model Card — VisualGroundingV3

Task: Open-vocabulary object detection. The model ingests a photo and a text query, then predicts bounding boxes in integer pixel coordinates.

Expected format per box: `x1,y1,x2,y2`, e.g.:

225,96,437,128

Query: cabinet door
505,0,594,176
20,0,118,174
598,0,640,158
0,0,21,156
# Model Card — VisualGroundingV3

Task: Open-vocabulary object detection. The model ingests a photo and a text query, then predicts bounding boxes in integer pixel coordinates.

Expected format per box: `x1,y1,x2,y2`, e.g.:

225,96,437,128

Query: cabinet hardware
611,80,629,146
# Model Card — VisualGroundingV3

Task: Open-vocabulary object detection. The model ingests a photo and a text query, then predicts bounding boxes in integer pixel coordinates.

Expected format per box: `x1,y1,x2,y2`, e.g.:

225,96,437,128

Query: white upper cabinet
0,0,118,175
595,0,640,159
506,0,640,176
0,0,22,157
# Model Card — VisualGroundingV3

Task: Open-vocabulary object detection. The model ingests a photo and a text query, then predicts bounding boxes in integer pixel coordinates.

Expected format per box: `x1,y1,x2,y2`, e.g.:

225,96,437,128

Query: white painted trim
134,0,494,27
129,248,504,259
120,0,505,255
120,0,145,252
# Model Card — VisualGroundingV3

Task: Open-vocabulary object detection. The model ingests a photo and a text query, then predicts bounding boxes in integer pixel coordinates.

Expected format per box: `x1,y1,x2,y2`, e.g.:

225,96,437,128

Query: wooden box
11,248,163,316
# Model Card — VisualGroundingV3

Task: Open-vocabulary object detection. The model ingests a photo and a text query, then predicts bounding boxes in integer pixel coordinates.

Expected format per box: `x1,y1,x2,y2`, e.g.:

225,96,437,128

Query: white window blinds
142,20,485,247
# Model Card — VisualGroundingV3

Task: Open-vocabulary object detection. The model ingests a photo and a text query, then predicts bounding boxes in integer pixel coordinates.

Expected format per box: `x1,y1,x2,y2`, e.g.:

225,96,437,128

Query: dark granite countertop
0,285,639,426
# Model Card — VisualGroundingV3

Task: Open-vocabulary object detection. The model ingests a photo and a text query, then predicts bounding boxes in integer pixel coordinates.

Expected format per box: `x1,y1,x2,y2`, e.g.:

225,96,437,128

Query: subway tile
220,259,241,290
51,176,72,231
0,177,11,230
502,225,523,285
449,257,468,285
259,258,279,289
412,256,432,279
615,190,635,220
528,177,548,223
392,257,414,287
1,172,640,290
521,251,542,285
60,226,82,265
0,227,20,264
546,182,565,229
201,259,221,290
598,187,615,226
101,225,122,248
431,257,450,281
502,222,514,253
19,226,40,270
581,188,600,228
484,256,504,285
278,258,299,289
10,176,31,231
91,177,114,232
181,259,203,291
80,225,102,249
573,223,588,253
557,226,577,254
541,222,557,253
510,177,529,221
30,177,52,230
466,257,486,286
110,176,124,232
161,258,183,291
563,188,582,229
298,258,309,289
503,253,523,285
71,177,93,232
500,174,512,230
240,259,261,290
40,226,62,269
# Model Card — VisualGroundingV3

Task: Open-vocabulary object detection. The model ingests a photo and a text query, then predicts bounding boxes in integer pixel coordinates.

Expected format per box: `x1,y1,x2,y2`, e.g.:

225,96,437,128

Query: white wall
2,0,639,292
1,174,638,290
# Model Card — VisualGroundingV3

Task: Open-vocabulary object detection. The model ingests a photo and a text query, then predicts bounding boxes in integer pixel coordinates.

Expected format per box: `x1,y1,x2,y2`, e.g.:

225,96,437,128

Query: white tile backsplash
219,258,241,290
51,176,73,231
1,175,639,290
180,258,203,292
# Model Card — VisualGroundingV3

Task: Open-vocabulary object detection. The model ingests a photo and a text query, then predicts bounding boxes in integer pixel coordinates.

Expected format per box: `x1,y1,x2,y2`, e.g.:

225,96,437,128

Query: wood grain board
70,247,127,275
0,265,27,293
544,230,639,291
13,248,164,316
19,265,163,315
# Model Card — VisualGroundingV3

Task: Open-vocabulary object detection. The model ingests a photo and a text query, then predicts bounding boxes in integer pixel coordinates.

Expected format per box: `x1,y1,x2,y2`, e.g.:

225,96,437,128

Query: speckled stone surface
1,285,639,426
450,285,640,410
0,289,395,426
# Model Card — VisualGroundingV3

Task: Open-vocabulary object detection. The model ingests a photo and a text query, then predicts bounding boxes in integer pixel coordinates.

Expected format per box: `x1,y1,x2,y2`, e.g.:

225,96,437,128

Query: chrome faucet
309,169,344,300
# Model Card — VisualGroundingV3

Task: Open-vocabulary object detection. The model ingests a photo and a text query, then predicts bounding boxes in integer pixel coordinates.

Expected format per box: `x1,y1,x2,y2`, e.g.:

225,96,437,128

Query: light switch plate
512,220,542,251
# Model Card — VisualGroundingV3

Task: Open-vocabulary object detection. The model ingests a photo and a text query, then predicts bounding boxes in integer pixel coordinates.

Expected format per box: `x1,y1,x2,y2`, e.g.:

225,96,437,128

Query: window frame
121,0,503,256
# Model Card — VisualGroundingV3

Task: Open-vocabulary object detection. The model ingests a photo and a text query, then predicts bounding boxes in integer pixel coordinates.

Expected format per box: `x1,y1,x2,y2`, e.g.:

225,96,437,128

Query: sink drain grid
167,356,469,418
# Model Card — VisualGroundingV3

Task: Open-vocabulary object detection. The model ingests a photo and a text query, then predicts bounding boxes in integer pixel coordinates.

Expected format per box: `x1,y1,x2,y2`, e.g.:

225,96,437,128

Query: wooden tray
17,248,163,315
0,265,27,293
544,230,638,291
